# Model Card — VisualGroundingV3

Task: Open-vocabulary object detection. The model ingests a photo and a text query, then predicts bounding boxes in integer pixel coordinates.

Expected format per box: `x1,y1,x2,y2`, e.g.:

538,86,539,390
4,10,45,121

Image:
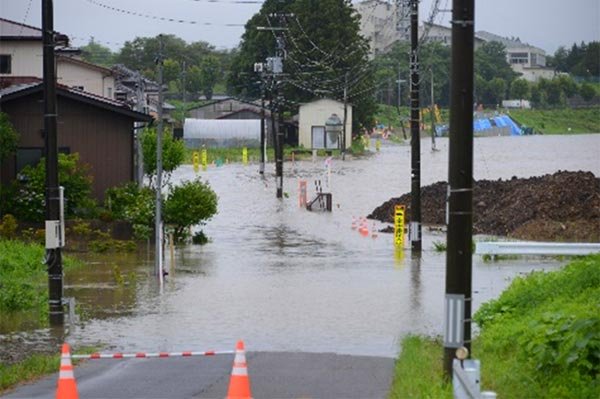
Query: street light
325,113,343,149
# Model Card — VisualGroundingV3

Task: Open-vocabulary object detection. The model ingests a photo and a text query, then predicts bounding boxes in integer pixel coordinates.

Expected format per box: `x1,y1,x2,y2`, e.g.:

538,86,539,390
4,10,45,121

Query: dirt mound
368,171,600,242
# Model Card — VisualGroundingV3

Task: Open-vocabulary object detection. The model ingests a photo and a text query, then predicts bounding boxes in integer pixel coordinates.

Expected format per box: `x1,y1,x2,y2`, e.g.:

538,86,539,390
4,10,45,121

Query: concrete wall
298,99,352,150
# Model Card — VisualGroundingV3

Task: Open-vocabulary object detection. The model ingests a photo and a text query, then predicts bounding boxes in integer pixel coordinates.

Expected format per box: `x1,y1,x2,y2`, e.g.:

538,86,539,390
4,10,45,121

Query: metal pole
342,72,348,160
444,0,475,377
155,36,164,280
431,68,437,150
410,0,422,252
42,0,63,326
260,88,266,174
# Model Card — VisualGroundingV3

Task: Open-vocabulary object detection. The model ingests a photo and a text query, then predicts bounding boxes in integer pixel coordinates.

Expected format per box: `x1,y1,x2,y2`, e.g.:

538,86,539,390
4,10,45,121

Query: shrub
164,179,218,242
140,127,185,189
105,183,155,240
0,214,18,239
4,153,95,222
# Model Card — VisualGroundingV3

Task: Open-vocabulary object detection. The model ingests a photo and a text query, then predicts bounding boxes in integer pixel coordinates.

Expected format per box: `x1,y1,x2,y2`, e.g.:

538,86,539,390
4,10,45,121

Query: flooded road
3,134,600,359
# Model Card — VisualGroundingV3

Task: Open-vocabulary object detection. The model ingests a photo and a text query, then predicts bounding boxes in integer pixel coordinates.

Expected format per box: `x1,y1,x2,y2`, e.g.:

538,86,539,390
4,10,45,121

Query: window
107,87,113,98
0,54,11,74
312,126,325,149
311,126,339,150
15,147,71,173
16,148,43,173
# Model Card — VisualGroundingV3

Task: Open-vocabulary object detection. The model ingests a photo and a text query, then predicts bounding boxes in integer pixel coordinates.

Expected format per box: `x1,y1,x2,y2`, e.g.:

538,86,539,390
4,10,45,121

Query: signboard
394,205,405,247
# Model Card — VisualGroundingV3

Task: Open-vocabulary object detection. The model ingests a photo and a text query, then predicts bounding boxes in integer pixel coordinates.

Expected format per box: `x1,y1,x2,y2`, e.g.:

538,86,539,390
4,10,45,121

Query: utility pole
443,0,475,377
409,0,422,253
397,70,407,140
342,72,348,160
135,72,146,187
430,68,437,151
260,86,266,175
42,0,63,326
181,60,187,104
155,35,164,282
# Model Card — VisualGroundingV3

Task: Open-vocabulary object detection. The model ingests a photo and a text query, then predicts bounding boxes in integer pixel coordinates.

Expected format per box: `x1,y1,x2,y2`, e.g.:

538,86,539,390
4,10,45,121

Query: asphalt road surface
2,352,394,398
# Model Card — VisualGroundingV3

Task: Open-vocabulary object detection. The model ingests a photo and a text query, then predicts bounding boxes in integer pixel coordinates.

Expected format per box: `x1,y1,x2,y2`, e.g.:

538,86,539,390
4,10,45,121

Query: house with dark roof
0,17,116,98
0,83,152,201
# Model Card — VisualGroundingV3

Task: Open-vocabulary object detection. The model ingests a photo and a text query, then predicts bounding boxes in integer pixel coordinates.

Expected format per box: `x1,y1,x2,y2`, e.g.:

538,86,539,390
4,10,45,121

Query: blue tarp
473,115,521,136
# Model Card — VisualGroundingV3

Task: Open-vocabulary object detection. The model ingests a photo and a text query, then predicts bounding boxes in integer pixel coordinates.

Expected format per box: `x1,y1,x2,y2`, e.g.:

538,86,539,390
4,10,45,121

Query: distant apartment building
355,0,409,58
476,31,555,82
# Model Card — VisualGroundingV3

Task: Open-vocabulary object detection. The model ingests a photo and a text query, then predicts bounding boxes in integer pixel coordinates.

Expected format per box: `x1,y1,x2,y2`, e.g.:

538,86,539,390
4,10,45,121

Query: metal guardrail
453,359,497,399
475,241,600,256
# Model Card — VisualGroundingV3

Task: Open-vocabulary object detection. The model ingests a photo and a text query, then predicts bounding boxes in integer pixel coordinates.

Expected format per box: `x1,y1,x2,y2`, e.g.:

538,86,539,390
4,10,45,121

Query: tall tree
80,39,115,67
228,0,376,130
199,56,221,100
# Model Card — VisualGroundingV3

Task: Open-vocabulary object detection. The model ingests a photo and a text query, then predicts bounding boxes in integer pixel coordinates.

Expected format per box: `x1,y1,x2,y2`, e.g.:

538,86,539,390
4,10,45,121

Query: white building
0,17,115,98
298,98,352,150
476,31,555,82
355,0,408,58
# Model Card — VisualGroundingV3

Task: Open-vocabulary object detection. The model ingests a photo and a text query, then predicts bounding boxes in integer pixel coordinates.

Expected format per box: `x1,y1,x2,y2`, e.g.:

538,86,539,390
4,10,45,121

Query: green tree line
373,40,599,109
79,36,235,100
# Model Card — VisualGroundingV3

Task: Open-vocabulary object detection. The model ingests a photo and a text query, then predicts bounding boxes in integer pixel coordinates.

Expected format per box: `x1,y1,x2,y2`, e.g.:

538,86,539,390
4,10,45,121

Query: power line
82,0,246,26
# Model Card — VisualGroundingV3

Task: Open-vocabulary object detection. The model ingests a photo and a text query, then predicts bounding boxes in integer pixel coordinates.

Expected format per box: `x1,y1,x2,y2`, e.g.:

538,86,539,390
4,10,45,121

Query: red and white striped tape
71,350,234,360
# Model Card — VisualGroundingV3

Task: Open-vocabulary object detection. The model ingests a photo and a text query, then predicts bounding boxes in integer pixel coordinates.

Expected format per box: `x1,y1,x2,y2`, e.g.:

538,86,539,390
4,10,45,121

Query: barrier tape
71,350,235,359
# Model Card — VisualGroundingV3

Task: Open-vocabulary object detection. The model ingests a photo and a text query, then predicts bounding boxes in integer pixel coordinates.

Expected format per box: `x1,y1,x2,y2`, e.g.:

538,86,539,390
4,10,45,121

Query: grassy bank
389,255,600,398
0,240,81,316
375,104,600,135
510,107,600,134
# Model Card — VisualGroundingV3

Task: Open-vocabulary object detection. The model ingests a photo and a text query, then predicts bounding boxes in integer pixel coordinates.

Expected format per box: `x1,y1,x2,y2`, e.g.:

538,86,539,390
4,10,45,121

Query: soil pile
368,171,600,242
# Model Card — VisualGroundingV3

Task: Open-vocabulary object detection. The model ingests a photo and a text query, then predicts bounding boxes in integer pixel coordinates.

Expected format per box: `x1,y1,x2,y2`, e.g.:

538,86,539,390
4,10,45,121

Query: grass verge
388,335,452,398
0,353,59,393
0,347,98,394
0,239,82,315
389,255,600,398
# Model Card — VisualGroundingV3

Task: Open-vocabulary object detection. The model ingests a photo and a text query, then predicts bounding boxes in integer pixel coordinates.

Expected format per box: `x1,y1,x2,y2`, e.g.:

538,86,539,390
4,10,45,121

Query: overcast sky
1,0,598,54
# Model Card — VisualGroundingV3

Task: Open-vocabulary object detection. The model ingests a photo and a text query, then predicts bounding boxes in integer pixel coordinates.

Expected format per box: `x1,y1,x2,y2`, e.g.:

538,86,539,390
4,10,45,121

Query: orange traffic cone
226,340,252,399
56,343,79,399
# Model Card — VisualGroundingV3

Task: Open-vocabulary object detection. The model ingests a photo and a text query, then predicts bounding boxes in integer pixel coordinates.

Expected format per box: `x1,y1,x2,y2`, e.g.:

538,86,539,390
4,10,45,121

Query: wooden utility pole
409,0,422,252
444,0,475,377
42,0,63,326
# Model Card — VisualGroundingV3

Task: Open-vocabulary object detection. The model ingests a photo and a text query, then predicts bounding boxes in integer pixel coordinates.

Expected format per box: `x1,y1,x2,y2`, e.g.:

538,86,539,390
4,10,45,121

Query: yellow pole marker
193,151,200,173
376,139,381,152
242,147,248,165
394,205,405,247
201,147,208,171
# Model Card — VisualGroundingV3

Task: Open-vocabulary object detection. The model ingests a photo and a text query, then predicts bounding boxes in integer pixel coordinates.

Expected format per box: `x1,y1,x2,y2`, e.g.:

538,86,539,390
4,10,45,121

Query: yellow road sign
394,205,405,247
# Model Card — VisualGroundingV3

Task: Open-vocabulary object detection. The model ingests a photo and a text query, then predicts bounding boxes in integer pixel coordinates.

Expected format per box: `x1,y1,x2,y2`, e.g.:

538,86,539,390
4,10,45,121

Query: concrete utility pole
155,35,165,282
397,70,407,140
260,86,266,175
135,72,146,187
430,68,437,151
409,0,422,253
342,72,348,160
42,0,63,326
444,0,475,377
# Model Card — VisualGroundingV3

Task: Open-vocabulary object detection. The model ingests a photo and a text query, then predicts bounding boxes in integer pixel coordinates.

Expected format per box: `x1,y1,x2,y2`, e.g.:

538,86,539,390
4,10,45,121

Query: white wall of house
0,41,43,77
57,60,115,98
299,99,352,150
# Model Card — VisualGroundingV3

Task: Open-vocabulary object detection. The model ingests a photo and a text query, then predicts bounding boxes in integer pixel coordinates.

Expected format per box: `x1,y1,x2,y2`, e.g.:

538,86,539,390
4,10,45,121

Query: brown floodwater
1,134,599,360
